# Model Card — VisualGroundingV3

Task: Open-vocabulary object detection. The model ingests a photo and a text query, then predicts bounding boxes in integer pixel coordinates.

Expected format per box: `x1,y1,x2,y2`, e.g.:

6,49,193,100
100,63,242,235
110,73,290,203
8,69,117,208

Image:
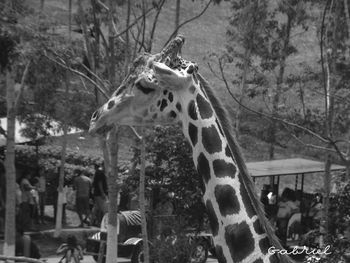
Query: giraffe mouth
92,124,114,135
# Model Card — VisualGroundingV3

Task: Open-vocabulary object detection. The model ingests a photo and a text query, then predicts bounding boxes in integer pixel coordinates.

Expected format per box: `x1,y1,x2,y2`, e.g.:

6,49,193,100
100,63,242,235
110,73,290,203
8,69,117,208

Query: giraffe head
89,53,199,134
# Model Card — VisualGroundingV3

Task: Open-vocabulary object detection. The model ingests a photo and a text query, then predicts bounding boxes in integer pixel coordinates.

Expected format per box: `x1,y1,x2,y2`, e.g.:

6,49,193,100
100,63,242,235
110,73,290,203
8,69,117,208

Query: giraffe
89,41,294,263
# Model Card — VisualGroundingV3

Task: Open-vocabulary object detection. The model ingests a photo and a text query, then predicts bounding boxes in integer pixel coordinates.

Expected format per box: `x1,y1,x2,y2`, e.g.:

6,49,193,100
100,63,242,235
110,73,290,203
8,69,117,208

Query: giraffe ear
152,61,190,90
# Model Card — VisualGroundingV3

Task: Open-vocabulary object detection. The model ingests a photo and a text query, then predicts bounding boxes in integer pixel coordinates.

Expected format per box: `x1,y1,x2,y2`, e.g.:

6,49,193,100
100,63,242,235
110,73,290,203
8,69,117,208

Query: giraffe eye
135,82,155,94
107,100,115,110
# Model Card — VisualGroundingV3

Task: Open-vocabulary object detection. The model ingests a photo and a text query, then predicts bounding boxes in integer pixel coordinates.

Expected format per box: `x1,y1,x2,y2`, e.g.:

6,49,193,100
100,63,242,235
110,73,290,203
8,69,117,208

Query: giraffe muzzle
89,123,114,135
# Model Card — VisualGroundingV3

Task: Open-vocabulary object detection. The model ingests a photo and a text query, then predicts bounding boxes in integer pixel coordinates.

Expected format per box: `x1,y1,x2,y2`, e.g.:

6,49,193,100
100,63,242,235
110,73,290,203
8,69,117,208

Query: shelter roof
247,158,345,178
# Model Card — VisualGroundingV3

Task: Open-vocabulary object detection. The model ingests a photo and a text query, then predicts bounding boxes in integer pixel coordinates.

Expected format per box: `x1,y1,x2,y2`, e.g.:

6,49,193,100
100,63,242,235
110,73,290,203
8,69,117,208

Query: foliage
126,125,206,230
0,144,102,181
145,125,206,229
0,28,18,71
329,176,350,236
301,176,350,263
149,223,193,263
0,0,98,142
211,1,326,148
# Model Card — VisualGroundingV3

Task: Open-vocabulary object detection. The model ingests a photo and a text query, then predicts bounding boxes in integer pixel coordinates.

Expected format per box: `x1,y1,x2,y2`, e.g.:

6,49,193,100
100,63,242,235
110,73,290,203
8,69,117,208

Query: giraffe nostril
187,65,194,74
92,110,99,120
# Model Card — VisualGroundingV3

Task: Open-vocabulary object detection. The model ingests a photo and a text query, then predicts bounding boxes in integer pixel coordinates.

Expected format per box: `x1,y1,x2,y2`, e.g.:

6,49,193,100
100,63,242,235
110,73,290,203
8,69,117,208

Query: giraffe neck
177,80,287,263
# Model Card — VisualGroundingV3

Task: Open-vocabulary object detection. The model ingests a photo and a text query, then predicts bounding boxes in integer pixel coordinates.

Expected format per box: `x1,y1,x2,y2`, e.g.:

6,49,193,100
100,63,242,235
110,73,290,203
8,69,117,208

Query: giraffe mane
197,73,294,263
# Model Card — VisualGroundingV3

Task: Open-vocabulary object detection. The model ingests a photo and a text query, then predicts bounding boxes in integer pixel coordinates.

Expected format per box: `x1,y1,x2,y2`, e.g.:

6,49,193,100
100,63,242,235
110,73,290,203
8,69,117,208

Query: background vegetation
1,0,350,261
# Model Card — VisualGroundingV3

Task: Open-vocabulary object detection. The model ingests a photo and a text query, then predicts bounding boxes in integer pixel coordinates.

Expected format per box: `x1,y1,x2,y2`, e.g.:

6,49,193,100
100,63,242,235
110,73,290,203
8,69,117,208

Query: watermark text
268,245,332,256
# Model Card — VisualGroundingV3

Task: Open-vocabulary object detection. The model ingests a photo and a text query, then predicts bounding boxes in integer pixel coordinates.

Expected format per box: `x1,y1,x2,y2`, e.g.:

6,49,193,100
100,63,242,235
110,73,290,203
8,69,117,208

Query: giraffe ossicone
89,37,294,263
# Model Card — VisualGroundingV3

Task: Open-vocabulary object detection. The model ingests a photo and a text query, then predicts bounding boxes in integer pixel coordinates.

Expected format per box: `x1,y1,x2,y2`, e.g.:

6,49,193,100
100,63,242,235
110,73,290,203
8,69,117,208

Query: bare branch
128,126,142,141
112,20,126,44
98,26,109,51
290,133,336,154
45,54,109,99
79,76,89,92
206,61,225,82
329,139,348,163
14,60,31,109
147,0,166,52
77,0,95,71
113,6,155,40
80,62,109,91
97,0,109,11
163,0,212,47
344,0,350,58
131,10,144,59
138,0,147,53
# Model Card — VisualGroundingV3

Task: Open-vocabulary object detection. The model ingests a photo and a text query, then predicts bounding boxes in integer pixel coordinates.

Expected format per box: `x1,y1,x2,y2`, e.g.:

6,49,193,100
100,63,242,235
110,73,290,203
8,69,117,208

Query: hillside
32,0,325,119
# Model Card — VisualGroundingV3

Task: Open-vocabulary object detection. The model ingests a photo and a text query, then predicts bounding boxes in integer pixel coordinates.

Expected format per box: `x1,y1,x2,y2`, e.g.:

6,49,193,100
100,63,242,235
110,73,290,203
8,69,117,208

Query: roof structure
246,158,345,178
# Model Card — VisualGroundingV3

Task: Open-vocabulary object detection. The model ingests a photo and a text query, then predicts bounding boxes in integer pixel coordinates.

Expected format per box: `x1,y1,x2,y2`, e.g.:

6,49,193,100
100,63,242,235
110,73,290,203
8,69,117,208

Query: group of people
261,186,323,246
13,163,108,231
17,169,46,231
71,164,108,227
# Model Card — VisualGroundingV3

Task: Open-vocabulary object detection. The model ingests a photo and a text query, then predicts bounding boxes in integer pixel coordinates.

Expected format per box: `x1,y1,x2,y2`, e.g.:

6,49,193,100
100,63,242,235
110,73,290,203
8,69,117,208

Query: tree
139,132,150,263
54,72,69,237
103,128,121,263
219,0,310,157
224,0,268,137
0,26,30,259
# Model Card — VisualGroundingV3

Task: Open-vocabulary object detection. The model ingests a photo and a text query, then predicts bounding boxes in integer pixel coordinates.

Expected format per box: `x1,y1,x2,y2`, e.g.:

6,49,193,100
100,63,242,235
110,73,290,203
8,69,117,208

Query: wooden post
139,132,150,263
4,69,16,261
105,128,121,263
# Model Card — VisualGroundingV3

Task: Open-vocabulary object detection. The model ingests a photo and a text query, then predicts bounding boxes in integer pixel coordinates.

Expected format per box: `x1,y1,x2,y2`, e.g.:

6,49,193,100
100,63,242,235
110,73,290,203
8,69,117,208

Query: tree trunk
108,0,116,91
235,47,251,138
124,0,131,74
54,73,70,237
77,0,96,72
139,134,150,263
343,0,350,59
321,153,331,247
91,0,100,69
105,128,121,263
4,69,16,260
40,0,45,11
268,13,293,159
68,0,72,39
174,0,181,36
321,4,339,242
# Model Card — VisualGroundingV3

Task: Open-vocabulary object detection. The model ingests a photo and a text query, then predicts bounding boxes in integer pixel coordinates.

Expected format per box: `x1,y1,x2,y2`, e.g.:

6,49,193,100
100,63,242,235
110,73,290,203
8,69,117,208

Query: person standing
276,188,299,246
92,164,108,225
19,174,35,231
73,169,92,227
308,193,323,228
61,181,68,225
37,169,46,224
30,177,40,225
